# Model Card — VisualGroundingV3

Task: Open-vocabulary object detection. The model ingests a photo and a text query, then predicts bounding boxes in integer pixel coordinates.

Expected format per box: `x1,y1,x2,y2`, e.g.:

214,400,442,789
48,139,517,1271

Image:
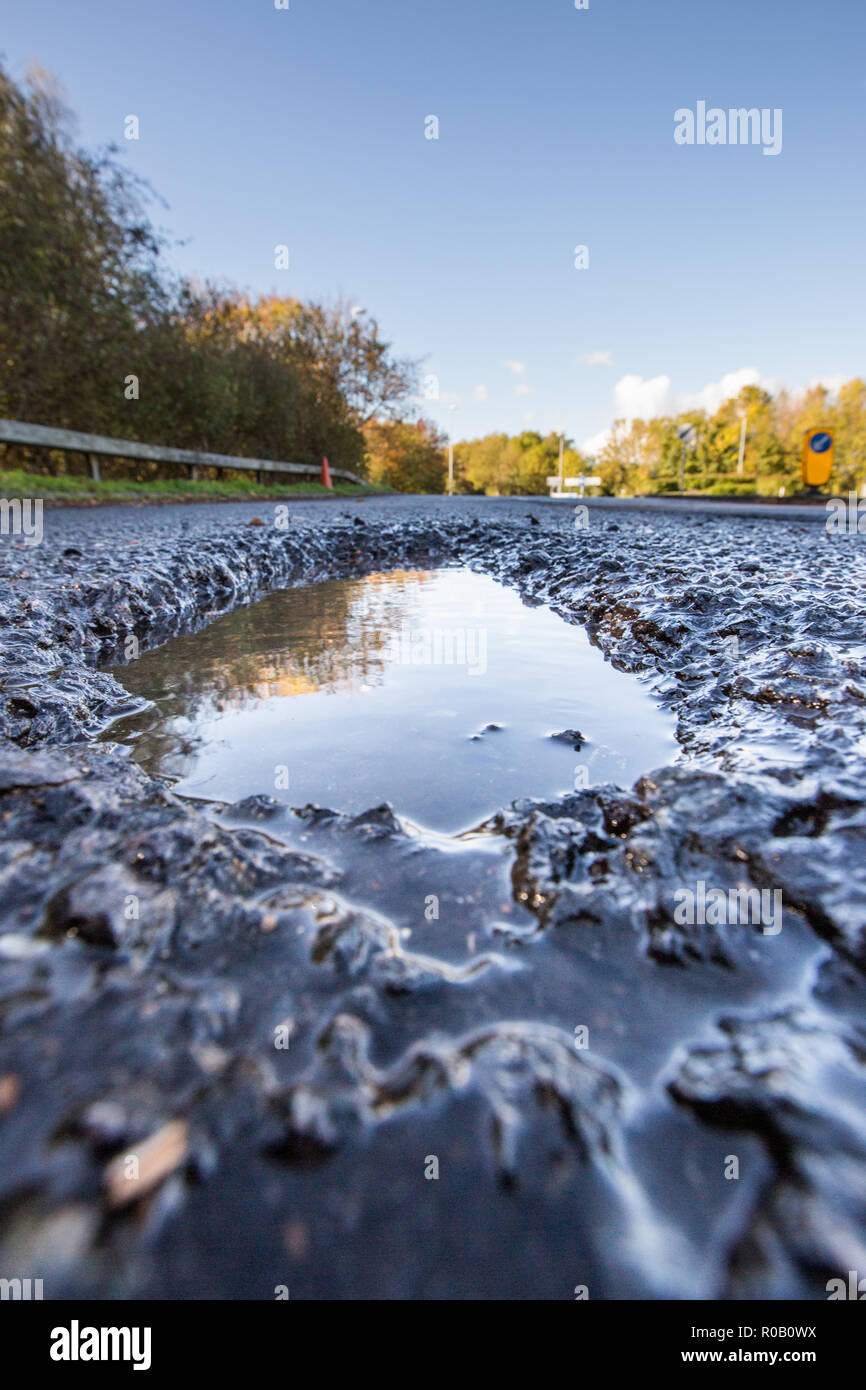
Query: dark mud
1,497,865,1298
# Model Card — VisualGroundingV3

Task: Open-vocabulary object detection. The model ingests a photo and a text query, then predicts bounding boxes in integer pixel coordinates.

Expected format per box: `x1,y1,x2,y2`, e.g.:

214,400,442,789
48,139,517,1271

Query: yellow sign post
801,428,834,487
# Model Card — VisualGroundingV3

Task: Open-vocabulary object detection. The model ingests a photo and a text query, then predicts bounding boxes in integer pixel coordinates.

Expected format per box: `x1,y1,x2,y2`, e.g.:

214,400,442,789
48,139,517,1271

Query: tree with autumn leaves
594,380,866,496
362,418,448,492
0,63,416,479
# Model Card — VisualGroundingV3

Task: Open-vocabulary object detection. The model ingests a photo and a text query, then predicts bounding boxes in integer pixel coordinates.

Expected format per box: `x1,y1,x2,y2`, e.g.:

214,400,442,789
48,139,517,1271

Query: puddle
105,568,676,833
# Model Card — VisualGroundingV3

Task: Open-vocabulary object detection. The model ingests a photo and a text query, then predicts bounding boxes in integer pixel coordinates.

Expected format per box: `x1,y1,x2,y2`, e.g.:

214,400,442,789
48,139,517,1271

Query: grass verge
0,469,387,504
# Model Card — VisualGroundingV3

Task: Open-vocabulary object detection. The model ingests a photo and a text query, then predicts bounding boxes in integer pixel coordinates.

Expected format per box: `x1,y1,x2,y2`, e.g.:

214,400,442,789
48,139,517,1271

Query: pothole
103,567,677,835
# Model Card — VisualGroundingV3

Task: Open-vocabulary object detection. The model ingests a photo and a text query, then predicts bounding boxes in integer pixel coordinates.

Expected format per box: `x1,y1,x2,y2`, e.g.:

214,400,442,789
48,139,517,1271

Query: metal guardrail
0,418,364,486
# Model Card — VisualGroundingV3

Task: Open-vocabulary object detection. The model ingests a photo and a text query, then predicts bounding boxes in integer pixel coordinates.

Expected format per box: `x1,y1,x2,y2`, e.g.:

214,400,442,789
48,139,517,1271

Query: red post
321,456,333,489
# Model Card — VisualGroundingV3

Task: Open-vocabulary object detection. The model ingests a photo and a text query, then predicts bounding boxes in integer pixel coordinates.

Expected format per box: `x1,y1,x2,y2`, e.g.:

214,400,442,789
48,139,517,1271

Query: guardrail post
88,454,100,482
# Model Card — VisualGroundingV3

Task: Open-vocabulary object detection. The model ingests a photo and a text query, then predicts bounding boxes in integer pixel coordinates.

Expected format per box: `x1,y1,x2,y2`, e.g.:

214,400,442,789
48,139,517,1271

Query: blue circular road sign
809,431,832,453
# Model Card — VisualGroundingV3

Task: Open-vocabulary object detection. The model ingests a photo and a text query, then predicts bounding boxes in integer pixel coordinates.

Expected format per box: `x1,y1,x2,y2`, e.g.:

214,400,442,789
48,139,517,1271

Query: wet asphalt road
1,494,865,1299
37,490,829,541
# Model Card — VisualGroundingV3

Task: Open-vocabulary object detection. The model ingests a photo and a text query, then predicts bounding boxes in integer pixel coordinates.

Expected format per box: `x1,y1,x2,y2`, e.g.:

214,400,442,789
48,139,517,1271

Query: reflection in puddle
106,568,677,834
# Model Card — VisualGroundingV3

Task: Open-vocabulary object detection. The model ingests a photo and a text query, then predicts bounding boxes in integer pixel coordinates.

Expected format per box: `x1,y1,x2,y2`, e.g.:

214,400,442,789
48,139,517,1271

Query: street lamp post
737,410,748,476
676,423,697,493
447,403,457,495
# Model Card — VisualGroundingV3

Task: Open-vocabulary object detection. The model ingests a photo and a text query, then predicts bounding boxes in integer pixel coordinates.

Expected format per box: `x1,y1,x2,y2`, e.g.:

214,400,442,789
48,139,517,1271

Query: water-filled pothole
106,568,676,833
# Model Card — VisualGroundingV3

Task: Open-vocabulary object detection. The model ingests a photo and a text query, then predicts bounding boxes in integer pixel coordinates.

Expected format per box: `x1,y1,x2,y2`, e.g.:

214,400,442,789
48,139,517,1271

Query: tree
704,386,785,482
363,418,446,492
596,419,675,494
0,60,417,479
512,431,589,494
454,433,521,494
450,431,589,495
832,379,866,491
0,62,169,437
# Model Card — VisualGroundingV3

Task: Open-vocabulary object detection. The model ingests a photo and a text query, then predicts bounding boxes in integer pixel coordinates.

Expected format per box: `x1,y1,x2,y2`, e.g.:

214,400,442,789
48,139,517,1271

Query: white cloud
583,361,856,453
613,373,672,420
473,384,488,402
580,350,613,366
515,383,534,397
505,360,526,375
678,367,775,414
581,427,612,456
582,366,857,456
608,367,778,424
803,374,848,396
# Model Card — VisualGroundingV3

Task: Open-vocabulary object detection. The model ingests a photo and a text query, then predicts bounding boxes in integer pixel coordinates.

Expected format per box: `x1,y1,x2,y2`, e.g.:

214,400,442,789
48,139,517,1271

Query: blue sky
3,0,864,452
